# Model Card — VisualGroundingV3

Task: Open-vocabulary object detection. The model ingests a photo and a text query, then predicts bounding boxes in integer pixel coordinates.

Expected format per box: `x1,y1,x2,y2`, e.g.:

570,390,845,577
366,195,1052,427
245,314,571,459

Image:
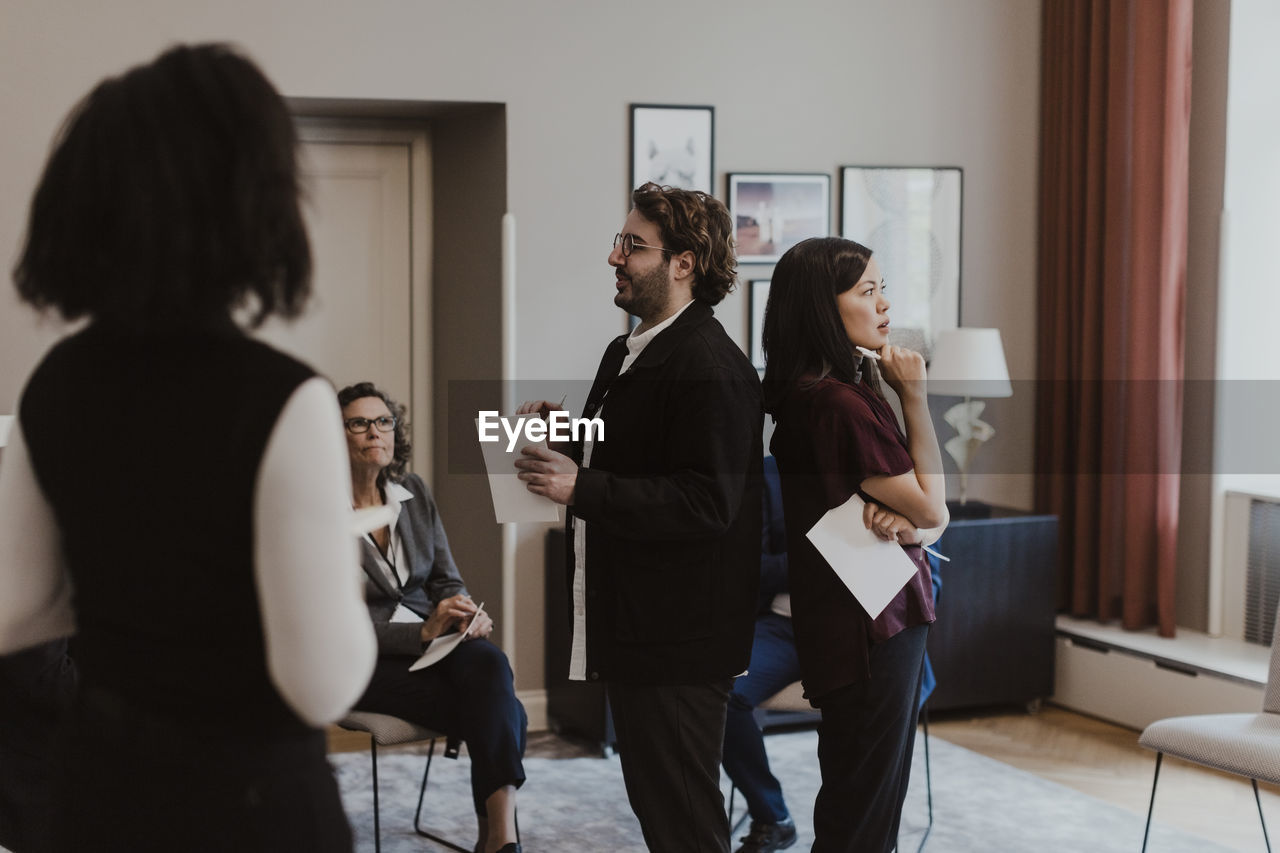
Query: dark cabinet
925,504,1058,712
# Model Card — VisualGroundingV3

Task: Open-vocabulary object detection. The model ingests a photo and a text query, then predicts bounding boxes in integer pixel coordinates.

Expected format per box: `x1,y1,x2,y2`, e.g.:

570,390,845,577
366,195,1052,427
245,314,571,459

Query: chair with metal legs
338,711,471,853
1138,598,1280,853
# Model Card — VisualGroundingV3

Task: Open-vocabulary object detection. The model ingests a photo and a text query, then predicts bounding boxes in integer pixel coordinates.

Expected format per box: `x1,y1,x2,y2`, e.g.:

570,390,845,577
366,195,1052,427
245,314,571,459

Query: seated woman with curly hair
338,381,527,853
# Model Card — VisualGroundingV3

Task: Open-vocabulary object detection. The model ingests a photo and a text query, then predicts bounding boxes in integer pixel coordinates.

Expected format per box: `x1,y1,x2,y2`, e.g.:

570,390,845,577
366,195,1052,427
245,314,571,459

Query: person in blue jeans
722,455,800,853
723,456,938,853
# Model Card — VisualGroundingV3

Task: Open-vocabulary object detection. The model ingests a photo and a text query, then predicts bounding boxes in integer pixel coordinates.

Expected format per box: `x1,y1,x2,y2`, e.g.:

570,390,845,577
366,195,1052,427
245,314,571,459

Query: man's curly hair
337,381,412,489
631,182,738,305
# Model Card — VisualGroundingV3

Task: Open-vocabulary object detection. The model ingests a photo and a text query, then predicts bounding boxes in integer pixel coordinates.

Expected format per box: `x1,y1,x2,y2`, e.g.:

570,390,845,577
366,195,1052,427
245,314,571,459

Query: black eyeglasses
613,232,669,258
345,416,397,434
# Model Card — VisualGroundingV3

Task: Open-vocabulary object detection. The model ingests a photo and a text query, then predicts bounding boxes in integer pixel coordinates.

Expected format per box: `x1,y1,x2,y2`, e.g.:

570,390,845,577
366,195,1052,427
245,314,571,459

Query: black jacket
568,301,763,684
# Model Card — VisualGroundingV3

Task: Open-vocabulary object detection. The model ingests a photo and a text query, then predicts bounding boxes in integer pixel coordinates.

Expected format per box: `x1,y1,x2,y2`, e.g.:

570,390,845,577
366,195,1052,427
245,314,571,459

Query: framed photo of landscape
728,172,831,264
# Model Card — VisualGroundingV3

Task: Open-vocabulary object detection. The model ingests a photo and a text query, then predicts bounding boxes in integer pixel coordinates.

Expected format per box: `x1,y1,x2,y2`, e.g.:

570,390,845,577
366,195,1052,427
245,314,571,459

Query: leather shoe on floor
495,845,521,853
735,817,797,853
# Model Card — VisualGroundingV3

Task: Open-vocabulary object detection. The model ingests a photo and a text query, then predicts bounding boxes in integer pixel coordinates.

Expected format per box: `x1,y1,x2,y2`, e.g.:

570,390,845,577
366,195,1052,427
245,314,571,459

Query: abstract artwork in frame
748,279,770,372
630,104,714,194
728,173,831,265
839,166,962,358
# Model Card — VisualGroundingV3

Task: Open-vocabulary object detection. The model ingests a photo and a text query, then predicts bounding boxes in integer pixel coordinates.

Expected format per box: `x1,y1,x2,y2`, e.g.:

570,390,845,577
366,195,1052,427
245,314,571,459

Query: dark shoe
735,817,797,853
495,845,521,853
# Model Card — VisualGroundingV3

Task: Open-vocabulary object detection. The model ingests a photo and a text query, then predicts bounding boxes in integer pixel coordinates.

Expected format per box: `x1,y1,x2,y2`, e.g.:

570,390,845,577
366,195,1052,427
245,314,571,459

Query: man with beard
516,182,763,853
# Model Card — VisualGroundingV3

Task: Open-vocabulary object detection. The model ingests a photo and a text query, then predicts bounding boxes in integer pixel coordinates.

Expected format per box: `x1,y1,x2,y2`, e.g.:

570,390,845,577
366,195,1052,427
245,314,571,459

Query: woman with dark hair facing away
761,237,947,852
0,44,376,852
338,382,526,853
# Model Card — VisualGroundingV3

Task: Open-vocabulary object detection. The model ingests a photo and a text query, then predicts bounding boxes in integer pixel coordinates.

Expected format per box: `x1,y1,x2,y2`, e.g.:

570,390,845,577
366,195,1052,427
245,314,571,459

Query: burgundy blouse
769,375,936,702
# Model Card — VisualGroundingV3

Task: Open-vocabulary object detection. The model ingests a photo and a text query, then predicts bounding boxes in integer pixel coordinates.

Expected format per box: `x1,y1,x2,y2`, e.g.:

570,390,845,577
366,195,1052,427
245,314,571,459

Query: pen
557,393,567,408
921,544,950,562
464,601,486,636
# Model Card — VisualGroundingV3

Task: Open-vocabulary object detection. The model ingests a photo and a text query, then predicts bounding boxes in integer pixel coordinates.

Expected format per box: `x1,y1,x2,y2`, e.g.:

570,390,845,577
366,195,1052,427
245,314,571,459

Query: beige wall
0,0,1042,692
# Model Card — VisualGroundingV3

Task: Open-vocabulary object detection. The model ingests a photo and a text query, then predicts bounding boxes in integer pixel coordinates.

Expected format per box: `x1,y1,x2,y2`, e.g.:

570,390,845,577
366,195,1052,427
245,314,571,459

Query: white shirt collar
384,481,414,506
381,480,414,524
623,299,694,370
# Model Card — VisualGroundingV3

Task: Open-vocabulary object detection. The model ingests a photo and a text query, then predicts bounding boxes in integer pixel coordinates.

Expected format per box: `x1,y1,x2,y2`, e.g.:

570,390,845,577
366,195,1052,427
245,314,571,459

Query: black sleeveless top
20,321,317,736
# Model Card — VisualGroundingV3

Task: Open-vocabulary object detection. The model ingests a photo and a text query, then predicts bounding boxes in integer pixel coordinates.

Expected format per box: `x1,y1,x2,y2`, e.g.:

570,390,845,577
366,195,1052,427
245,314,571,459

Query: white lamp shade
927,328,1013,398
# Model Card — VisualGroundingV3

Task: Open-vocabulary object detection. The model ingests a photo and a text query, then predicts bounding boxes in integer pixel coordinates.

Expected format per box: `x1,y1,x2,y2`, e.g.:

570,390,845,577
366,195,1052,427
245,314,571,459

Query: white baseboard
518,687,548,733
1053,617,1268,730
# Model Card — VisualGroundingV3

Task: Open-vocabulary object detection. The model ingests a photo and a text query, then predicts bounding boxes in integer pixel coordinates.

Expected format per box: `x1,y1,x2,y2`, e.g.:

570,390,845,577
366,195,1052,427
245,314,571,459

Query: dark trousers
355,637,527,815
722,613,801,825
609,679,733,853
811,624,929,853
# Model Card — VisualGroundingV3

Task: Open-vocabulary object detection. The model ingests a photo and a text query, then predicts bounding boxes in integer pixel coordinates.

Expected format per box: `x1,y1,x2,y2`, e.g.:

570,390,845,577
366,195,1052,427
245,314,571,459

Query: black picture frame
727,172,831,264
748,278,770,371
629,104,715,195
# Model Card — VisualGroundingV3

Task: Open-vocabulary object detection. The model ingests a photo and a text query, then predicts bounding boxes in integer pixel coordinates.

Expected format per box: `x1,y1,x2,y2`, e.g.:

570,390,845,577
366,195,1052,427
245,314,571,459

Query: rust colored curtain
1035,0,1192,637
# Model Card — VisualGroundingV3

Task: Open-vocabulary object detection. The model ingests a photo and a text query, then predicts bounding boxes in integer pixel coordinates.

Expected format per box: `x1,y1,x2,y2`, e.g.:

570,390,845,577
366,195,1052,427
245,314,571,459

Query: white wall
1206,0,1280,633
0,0,1042,694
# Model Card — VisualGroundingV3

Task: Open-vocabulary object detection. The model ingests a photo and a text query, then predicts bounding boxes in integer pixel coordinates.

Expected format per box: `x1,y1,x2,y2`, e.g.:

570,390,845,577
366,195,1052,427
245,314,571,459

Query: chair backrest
760,681,810,713
1266,599,1280,713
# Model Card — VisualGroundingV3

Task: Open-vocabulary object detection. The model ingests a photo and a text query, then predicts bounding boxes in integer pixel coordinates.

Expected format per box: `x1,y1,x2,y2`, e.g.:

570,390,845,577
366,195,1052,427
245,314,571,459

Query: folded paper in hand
805,493,918,619
476,417,560,524
408,604,485,671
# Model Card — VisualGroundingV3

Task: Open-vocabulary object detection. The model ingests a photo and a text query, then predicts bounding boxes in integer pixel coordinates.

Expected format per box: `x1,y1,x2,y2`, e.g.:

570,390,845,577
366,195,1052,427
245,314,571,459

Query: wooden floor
931,704,1279,852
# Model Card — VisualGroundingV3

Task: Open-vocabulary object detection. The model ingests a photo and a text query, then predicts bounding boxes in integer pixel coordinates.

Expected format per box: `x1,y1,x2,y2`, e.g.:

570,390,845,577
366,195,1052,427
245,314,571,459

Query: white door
254,126,432,480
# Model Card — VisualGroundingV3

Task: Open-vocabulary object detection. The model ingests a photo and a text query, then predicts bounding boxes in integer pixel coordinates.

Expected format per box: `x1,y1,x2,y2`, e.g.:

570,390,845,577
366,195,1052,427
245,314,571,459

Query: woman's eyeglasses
345,416,397,434
613,232,668,258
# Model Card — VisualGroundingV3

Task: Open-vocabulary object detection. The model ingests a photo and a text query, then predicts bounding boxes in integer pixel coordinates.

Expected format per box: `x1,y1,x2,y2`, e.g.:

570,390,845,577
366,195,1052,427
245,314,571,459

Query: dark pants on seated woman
811,623,928,853
355,637,527,814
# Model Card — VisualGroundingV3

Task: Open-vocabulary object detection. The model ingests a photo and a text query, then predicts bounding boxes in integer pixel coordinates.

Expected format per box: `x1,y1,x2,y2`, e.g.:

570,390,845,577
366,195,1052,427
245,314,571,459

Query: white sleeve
254,377,376,727
918,505,950,549
0,417,76,654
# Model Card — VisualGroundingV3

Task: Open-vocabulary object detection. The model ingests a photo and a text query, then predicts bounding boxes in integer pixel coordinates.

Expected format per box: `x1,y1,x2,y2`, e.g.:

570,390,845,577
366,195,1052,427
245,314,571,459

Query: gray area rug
332,729,1234,853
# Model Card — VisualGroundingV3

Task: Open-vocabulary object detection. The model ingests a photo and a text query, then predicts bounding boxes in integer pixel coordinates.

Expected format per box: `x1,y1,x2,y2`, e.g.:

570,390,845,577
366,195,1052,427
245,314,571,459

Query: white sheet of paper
350,504,397,537
805,493,918,619
408,605,484,671
476,417,560,523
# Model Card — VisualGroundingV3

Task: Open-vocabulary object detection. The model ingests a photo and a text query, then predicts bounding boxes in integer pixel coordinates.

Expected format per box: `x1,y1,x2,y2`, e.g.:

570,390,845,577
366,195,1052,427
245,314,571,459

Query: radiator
1223,490,1280,646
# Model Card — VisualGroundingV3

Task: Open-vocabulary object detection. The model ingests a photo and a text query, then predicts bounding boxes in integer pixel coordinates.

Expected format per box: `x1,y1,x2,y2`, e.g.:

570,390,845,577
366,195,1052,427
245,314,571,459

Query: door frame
294,119,434,487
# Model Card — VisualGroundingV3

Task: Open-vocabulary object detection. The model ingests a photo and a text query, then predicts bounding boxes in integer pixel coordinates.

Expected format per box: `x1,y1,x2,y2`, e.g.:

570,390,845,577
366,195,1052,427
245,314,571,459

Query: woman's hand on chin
878,345,927,399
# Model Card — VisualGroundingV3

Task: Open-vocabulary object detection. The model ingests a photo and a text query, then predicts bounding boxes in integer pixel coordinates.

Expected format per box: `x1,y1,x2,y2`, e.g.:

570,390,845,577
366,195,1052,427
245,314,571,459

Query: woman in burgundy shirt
762,237,947,853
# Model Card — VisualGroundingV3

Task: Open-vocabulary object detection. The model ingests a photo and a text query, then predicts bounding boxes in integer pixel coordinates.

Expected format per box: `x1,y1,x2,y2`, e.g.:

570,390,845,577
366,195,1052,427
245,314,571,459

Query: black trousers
810,624,929,853
355,638,527,815
608,678,733,853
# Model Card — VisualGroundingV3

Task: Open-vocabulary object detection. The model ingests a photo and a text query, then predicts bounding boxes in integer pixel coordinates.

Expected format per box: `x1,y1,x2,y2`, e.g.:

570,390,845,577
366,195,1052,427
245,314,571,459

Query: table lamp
926,328,1012,505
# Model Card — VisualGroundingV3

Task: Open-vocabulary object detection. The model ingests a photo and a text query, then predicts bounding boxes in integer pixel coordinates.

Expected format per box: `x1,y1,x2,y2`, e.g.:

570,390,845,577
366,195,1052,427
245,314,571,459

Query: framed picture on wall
748,278,770,371
839,166,962,357
630,104,714,194
728,173,831,264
